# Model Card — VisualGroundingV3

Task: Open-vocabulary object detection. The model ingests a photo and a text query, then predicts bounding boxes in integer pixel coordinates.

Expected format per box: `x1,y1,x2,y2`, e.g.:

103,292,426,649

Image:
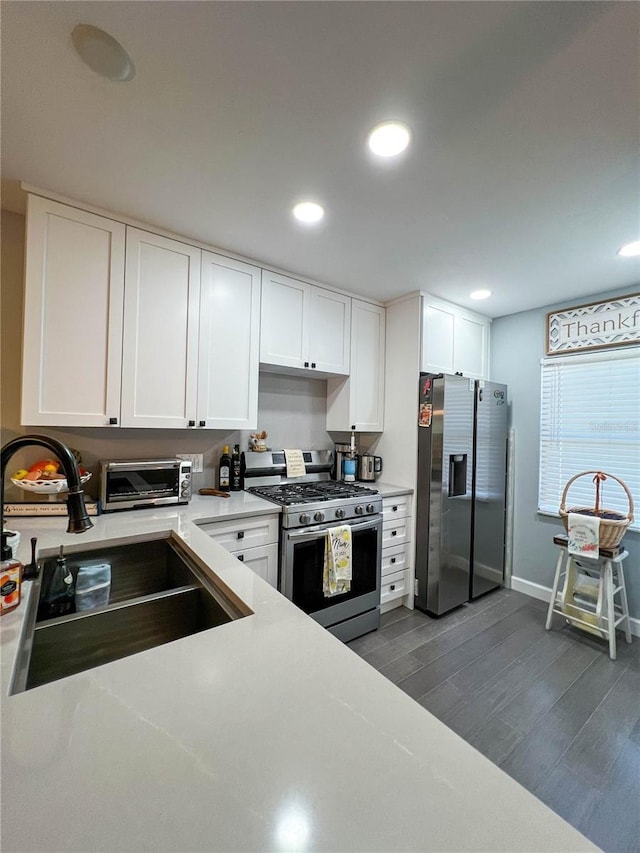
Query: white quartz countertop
0,494,594,852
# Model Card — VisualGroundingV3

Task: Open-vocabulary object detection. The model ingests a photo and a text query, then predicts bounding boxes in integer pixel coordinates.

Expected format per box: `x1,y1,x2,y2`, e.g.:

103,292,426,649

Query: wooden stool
545,534,632,660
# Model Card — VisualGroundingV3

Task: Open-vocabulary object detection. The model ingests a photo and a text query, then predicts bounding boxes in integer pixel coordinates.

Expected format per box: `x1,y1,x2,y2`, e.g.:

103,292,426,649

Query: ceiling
1,1,638,319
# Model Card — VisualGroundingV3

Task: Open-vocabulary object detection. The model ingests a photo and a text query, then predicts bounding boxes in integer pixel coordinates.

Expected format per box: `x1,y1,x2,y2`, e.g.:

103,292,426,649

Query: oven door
281,515,382,628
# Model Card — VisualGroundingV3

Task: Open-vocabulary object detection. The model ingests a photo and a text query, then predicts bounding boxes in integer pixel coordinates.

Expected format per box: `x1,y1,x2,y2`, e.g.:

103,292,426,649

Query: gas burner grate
247,480,378,507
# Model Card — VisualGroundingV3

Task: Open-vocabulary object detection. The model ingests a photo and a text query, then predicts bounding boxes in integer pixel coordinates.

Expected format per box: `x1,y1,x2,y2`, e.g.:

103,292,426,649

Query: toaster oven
100,459,192,512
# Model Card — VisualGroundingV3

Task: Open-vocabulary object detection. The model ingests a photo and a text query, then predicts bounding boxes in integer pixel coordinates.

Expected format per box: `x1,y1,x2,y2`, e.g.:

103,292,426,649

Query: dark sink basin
12,535,250,693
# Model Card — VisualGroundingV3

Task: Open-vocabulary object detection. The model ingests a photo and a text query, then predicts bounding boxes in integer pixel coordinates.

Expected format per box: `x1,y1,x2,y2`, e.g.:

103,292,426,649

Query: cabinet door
454,314,489,379
260,271,307,369
236,543,279,588
21,195,125,427
421,299,455,374
326,300,385,431
421,294,490,379
197,252,260,429
307,286,351,375
121,229,201,428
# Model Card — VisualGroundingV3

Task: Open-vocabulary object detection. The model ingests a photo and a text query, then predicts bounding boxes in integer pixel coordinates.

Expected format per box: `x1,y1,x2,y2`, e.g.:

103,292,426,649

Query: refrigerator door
471,381,508,598
415,373,475,616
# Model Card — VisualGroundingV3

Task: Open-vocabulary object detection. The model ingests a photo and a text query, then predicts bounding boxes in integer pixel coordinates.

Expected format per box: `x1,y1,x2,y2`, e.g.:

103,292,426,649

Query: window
539,347,639,531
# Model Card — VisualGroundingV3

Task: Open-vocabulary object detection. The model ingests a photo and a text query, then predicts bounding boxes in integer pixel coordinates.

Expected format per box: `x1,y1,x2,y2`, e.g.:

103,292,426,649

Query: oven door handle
285,518,381,540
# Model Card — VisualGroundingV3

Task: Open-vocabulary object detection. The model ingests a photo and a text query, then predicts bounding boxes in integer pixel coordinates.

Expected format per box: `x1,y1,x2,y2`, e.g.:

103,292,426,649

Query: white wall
490,284,639,620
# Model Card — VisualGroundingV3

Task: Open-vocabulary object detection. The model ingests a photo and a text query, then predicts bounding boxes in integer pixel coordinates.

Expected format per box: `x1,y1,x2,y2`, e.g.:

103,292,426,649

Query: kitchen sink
12,535,251,693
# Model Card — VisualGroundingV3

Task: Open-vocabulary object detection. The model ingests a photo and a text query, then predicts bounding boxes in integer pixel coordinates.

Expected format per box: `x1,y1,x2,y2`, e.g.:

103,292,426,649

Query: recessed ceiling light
367,121,411,157
470,289,492,300
292,201,324,224
71,24,135,82
617,240,640,257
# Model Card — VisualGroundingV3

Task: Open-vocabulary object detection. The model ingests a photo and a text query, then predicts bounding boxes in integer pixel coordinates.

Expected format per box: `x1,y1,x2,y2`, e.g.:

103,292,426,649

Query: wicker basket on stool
560,471,634,549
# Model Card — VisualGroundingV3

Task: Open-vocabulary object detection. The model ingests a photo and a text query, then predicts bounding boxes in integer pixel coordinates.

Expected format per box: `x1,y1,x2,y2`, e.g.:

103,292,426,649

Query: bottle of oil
231,444,242,491
218,445,231,492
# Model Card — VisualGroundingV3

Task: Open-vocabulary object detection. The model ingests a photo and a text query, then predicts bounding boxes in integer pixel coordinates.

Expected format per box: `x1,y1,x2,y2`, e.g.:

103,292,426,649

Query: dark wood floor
347,589,640,853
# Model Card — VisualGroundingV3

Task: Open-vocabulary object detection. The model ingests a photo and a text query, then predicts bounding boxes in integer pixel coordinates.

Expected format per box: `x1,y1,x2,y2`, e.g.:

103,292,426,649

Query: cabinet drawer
380,569,410,604
199,514,279,552
382,519,410,548
382,494,412,521
381,543,408,577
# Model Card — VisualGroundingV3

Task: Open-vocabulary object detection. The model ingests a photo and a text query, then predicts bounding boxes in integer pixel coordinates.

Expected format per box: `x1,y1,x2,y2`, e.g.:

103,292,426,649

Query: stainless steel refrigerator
415,373,508,616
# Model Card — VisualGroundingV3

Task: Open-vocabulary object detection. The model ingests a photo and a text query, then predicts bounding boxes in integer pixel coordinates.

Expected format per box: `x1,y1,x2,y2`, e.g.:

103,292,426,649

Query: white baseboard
511,575,640,638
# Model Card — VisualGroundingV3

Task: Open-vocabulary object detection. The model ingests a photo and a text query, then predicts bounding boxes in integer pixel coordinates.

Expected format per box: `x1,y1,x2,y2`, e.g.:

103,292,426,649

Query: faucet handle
23,537,40,580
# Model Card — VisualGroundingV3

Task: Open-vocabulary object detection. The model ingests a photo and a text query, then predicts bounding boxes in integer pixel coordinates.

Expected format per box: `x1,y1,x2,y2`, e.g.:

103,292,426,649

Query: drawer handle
390,584,396,591
390,557,396,564
237,531,245,540
392,505,398,512
391,530,397,537
238,554,244,562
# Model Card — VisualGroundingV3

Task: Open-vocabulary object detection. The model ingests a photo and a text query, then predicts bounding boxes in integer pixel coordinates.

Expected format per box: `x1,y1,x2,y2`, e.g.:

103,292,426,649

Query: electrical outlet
176,453,203,473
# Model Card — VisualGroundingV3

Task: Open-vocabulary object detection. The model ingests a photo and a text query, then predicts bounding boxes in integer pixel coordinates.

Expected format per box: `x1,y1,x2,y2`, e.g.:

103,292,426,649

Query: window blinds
539,347,640,531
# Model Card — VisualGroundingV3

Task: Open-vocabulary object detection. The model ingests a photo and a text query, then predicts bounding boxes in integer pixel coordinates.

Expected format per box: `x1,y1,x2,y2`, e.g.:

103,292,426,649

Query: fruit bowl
11,472,92,495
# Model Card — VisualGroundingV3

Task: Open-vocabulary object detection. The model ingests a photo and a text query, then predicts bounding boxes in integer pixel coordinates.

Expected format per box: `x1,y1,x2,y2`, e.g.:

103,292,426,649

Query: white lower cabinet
199,514,279,588
235,543,278,588
381,493,413,607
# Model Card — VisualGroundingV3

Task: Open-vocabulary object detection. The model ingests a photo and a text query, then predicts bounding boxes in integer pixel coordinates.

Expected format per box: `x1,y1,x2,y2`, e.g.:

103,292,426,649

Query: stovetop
247,481,378,507
243,450,382,527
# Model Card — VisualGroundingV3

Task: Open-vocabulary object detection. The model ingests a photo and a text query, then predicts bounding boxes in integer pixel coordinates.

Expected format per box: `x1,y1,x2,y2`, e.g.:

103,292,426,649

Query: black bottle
218,445,231,492
231,444,242,491
39,545,75,620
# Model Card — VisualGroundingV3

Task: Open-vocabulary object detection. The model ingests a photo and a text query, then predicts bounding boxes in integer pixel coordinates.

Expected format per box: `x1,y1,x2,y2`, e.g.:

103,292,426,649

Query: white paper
284,449,306,478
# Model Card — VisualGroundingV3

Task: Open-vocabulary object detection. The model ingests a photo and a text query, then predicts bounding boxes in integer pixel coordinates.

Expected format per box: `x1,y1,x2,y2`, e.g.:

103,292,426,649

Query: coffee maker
334,444,352,481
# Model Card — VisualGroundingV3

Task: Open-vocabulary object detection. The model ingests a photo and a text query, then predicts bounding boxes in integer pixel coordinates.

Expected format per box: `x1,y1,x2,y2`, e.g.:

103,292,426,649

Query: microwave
100,459,192,512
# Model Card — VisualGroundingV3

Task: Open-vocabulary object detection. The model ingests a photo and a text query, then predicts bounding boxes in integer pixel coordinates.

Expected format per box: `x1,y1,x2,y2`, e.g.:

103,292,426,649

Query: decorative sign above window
546,292,640,355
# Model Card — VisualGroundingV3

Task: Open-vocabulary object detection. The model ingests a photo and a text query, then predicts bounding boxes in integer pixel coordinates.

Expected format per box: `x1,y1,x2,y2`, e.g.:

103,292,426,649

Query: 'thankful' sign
546,293,640,355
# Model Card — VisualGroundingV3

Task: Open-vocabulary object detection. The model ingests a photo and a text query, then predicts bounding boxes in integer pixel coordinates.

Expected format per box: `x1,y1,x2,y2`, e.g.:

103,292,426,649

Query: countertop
0,490,594,852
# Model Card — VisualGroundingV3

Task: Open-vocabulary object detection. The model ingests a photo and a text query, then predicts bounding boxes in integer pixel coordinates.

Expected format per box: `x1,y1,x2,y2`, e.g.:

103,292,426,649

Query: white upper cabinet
120,229,201,428
327,300,385,432
421,294,490,379
260,271,351,376
21,195,126,427
307,286,351,375
197,252,260,430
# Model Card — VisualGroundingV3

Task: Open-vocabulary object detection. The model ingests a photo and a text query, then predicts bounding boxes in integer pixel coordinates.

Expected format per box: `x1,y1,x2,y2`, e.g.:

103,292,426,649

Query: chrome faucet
1,435,93,574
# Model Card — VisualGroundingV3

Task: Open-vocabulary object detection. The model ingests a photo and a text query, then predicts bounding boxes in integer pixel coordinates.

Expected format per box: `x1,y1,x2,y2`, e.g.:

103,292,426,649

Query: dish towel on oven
567,512,600,560
323,525,352,597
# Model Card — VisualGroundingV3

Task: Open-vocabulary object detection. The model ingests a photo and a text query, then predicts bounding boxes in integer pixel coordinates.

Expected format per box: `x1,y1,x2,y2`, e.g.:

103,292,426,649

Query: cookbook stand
545,534,631,660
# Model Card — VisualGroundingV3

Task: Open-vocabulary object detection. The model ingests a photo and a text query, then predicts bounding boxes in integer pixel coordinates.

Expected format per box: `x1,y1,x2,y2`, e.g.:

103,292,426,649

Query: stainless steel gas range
244,450,382,642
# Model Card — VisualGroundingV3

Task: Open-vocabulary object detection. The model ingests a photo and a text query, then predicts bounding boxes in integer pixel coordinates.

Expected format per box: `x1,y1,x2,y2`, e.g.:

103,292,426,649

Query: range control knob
314,511,325,522
354,505,364,515
366,503,376,513
335,508,346,519
299,513,311,525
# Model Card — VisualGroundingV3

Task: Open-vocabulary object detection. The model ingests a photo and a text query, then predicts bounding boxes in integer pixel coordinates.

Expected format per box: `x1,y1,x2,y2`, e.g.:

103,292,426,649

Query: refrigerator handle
448,454,468,497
